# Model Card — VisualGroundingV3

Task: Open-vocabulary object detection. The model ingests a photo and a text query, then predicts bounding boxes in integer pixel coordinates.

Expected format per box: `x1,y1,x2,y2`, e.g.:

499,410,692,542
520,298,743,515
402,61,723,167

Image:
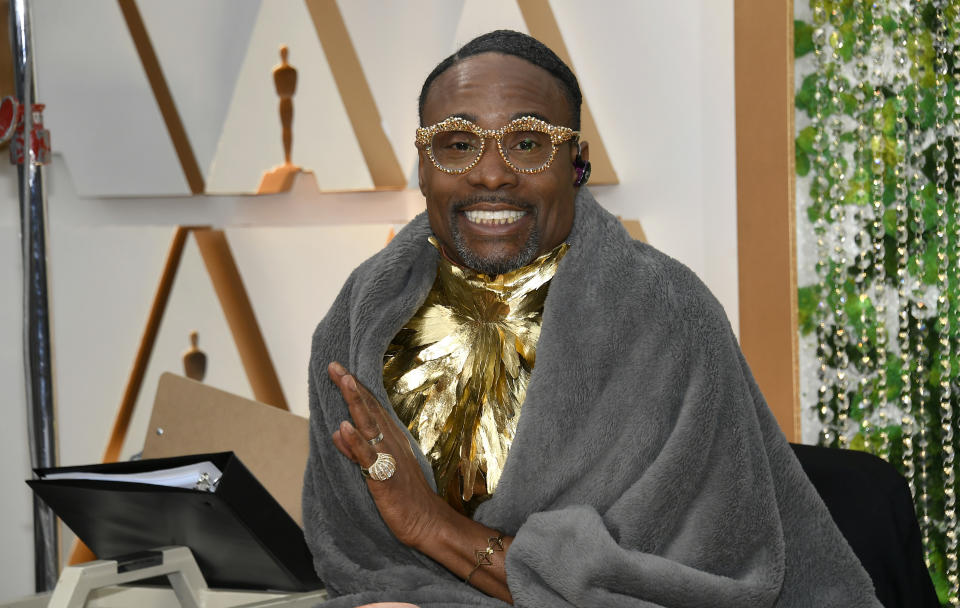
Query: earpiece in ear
573,158,590,187
572,141,591,187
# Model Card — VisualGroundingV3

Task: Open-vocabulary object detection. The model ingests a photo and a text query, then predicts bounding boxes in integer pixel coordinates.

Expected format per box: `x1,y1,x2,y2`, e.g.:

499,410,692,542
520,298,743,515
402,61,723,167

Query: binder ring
361,452,396,481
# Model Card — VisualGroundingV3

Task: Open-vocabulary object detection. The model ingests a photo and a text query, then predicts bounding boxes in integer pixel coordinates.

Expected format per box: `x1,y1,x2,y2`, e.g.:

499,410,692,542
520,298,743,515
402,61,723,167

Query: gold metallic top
383,238,568,515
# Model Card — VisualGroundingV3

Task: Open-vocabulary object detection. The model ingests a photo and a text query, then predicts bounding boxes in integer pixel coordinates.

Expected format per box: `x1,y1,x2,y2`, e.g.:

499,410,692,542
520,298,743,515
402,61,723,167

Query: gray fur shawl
302,189,880,607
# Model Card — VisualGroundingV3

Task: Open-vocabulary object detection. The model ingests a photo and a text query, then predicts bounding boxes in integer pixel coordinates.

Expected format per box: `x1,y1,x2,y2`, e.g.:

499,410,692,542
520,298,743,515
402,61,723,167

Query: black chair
791,443,940,607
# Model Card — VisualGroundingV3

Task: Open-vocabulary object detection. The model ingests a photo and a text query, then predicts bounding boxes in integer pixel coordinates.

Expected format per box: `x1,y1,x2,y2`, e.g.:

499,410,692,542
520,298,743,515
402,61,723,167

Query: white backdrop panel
138,0,261,180
32,0,190,196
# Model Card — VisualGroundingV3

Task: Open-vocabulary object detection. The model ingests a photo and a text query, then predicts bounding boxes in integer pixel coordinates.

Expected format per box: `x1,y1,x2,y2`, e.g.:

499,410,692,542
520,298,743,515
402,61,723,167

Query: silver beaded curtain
795,0,959,603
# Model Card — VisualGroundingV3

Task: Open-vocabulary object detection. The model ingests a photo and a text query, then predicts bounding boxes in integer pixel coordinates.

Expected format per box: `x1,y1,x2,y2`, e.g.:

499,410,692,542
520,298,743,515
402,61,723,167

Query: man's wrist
408,496,464,554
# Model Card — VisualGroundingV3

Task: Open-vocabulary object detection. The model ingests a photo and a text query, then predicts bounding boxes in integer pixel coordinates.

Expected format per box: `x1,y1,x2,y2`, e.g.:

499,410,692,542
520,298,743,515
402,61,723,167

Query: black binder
28,451,322,592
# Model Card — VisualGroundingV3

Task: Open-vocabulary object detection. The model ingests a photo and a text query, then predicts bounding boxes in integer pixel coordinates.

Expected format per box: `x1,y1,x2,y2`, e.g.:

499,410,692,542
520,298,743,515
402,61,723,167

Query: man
302,30,880,607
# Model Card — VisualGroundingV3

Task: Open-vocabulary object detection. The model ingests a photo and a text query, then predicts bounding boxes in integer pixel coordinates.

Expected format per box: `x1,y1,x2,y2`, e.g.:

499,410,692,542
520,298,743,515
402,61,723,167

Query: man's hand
327,361,515,604
328,361,448,548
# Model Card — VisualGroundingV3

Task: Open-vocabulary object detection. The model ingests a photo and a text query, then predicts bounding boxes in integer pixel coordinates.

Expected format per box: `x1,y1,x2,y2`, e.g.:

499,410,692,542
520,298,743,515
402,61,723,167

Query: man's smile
463,209,527,225
453,198,536,237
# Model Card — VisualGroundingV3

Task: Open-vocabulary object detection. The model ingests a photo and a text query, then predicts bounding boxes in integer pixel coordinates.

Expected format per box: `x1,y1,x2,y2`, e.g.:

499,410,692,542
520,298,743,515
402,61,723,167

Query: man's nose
465,142,518,190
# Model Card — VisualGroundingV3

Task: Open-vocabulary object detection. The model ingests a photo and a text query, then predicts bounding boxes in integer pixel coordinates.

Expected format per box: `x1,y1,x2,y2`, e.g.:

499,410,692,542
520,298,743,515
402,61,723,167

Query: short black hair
418,30,582,129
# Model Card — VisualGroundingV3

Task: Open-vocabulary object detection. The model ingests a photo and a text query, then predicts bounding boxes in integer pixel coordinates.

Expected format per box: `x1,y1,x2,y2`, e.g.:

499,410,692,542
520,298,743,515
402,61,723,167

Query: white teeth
463,209,526,225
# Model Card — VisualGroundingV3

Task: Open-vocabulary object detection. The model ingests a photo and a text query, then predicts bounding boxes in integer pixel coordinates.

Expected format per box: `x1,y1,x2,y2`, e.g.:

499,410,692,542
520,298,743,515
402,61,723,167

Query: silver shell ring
361,452,397,481
367,432,383,446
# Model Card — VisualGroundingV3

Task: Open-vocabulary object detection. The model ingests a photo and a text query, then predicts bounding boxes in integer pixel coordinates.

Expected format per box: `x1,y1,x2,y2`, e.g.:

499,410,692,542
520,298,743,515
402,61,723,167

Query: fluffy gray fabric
302,189,881,607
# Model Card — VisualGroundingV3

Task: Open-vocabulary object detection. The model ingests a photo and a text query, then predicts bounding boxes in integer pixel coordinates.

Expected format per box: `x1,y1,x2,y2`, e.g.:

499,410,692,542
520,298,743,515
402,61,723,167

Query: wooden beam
517,0,618,185
733,0,800,440
118,0,205,194
304,0,406,189
0,0,14,100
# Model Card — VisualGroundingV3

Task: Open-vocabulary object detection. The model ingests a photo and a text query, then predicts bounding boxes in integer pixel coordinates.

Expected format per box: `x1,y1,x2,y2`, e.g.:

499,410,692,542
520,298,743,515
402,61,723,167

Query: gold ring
360,452,396,481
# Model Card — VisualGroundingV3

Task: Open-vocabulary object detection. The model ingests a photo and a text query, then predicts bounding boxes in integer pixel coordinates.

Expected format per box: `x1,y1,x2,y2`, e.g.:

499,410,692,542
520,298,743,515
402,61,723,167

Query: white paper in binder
39,461,223,491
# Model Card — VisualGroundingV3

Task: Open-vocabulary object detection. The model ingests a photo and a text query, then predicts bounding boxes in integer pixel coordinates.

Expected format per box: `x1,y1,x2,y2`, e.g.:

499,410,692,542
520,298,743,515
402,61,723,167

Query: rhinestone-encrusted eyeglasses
415,116,579,175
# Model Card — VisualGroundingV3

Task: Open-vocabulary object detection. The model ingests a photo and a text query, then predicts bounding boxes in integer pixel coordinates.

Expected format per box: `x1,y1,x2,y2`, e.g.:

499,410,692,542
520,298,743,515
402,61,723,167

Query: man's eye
436,132,477,151
507,133,545,153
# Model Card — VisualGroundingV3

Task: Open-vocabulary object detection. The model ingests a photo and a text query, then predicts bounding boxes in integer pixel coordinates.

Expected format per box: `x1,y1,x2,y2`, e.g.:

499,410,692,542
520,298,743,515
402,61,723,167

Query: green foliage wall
794,1,960,604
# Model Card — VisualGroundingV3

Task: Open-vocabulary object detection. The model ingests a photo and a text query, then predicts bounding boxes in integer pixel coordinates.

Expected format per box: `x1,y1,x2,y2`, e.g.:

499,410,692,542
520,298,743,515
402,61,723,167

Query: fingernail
329,361,346,376
345,375,358,392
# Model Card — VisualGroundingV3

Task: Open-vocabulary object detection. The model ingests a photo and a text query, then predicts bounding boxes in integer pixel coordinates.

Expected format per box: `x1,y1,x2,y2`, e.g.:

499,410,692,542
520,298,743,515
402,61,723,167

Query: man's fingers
328,361,406,466
340,420,379,468
328,360,348,379
347,373,405,444
332,427,357,463
330,361,382,420
353,375,385,416
329,363,381,441
343,375,382,440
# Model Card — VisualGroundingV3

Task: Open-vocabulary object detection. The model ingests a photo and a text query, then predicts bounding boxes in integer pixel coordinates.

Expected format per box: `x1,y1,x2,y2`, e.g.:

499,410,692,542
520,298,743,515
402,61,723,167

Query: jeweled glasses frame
415,115,580,175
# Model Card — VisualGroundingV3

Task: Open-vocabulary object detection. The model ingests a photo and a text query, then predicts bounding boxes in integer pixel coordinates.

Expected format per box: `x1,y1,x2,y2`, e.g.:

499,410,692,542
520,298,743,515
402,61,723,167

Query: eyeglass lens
431,130,554,171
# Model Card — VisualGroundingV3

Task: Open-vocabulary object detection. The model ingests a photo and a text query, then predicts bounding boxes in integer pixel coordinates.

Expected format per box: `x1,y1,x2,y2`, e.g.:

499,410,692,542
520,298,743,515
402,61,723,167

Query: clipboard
142,372,310,526
28,451,322,592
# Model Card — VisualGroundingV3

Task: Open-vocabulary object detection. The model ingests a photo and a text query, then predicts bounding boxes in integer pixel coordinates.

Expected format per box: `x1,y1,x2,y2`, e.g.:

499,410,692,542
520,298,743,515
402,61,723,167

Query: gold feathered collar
383,238,568,513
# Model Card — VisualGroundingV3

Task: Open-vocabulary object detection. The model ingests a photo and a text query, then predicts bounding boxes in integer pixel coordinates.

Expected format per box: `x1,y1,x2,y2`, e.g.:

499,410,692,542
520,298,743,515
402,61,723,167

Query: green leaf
796,147,811,177
881,98,896,138
838,89,858,115
798,285,819,335
853,424,904,458
838,130,857,144
885,357,904,400
886,423,902,442
921,183,938,227
883,208,898,238
838,24,855,62
929,561,949,605
796,126,816,154
846,292,876,334
796,73,820,116
882,170,896,205
848,391,867,422
795,20,814,57
922,245,940,286
849,431,867,451
795,127,816,180
919,88,936,129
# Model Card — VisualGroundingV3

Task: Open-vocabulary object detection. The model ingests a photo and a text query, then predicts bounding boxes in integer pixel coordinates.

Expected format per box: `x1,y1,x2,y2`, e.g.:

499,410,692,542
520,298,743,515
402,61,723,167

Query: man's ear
570,141,590,163
577,140,590,164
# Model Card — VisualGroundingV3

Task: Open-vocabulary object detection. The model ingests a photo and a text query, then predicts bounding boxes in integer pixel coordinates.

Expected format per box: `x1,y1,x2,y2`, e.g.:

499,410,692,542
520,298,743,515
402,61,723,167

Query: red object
0,96,18,142
0,96,51,165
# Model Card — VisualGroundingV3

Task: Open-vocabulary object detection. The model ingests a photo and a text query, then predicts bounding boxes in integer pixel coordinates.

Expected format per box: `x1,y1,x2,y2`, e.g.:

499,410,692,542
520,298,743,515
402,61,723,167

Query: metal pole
10,0,59,591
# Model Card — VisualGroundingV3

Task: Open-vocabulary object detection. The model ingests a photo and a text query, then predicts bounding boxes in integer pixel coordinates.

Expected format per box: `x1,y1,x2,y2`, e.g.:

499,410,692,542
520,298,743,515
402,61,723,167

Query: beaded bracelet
464,534,504,584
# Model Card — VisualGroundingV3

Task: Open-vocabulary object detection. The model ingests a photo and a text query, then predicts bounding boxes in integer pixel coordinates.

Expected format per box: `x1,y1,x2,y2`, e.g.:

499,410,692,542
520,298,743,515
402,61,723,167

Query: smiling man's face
418,53,584,276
